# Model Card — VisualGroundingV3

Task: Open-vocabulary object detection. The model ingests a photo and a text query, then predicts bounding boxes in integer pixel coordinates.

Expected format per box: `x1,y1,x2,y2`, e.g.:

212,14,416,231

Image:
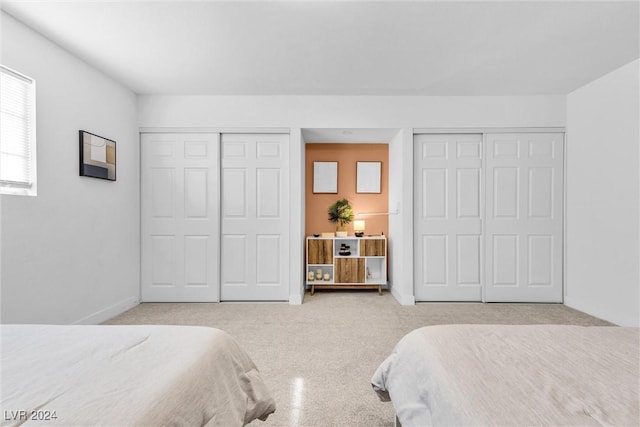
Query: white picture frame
356,161,381,193
313,161,338,193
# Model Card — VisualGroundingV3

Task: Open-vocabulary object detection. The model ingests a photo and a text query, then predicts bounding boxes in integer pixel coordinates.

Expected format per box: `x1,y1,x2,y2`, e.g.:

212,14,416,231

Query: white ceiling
2,1,638,96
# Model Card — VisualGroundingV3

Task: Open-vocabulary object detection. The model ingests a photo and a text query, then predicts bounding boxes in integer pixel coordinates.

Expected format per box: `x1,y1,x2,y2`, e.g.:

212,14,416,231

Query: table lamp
353,220,365,237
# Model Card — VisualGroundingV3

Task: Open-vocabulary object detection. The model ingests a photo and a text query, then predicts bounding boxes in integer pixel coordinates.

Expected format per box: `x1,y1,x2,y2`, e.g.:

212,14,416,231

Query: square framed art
79,130,116,181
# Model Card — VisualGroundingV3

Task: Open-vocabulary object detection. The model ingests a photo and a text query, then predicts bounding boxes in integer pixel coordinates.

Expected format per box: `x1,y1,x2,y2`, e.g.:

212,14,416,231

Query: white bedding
372,325,639,426
1,324,275,426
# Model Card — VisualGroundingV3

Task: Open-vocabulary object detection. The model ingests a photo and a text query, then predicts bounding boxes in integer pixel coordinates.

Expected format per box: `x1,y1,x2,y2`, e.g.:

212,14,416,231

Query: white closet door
414,134,483,301
220,133,289,301
485,133,564,302
141,133,219,302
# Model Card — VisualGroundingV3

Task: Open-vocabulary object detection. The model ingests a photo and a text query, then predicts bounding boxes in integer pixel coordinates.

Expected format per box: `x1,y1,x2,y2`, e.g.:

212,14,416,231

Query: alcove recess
303,130,391,238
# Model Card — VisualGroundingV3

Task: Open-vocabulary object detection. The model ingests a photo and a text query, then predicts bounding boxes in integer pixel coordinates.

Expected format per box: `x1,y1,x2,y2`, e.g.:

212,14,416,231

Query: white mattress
1,324,275,426
372,324,639,426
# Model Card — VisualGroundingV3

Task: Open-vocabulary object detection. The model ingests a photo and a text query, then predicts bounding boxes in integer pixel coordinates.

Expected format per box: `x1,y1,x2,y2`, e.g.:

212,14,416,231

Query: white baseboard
72,296,139,325
390,285,415,305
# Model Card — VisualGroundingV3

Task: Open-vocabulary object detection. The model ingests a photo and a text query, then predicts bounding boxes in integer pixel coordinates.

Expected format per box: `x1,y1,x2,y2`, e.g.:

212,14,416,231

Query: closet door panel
184,236,209,286
422,235,448,285
414,134,483,301
150,235,176,287
485,133,563,302
220,133,289,301
528,235,554,286
184,168,209,218
256,235,281,285
222,235,248,285
141,133,219,302
222,168,248,217
457,235,481,285
492,234,519,286
493,167,519,218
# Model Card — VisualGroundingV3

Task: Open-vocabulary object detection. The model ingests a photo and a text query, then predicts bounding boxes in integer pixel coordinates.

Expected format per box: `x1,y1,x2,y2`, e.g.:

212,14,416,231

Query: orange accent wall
305,143,389,237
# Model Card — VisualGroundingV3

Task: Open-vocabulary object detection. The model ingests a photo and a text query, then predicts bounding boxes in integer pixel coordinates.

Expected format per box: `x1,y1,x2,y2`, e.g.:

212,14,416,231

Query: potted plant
328,198,354,237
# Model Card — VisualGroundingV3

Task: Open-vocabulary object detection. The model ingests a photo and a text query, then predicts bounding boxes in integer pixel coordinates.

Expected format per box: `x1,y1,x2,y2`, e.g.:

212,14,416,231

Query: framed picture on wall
313,161,338,193
79,130,116,181
356,161,381,193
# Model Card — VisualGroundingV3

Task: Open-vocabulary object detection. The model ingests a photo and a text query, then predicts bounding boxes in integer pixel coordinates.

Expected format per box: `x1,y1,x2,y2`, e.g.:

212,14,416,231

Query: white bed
1,324,275,426
372,324,639,426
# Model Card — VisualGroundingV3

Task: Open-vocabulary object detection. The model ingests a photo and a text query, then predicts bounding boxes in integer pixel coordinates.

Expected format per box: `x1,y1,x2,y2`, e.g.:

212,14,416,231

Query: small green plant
328,199,354,227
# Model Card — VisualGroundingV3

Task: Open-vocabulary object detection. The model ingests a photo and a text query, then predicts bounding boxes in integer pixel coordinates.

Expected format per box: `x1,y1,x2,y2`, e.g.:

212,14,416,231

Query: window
1,65,36,196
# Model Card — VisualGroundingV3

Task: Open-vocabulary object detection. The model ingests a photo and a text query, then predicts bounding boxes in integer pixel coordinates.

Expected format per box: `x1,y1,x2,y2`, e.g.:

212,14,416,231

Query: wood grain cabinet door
308,239,333,264
335,258,365,283
360,239,385,256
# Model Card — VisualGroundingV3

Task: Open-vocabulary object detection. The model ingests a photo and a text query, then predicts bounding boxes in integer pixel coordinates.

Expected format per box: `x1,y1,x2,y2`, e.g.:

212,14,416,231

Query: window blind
1,65,37,196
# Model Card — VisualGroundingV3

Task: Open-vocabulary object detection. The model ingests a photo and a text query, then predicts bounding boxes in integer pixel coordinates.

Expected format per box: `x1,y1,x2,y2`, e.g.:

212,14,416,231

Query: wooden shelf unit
306,236,387,295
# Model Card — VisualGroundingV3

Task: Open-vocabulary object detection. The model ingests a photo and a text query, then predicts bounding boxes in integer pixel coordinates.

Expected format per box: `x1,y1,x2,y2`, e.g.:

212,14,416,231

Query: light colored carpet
104,291,611,427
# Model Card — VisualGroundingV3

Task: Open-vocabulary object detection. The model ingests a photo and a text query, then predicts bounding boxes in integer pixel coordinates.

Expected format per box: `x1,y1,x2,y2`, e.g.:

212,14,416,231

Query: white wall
139,94,566,305
388,128,415,305
0,12,140,324
565,59,640,326
138,95,565,129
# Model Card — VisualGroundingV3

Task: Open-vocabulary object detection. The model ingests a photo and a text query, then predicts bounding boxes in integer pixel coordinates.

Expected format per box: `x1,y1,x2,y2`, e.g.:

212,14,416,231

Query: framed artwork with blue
79,130,116,181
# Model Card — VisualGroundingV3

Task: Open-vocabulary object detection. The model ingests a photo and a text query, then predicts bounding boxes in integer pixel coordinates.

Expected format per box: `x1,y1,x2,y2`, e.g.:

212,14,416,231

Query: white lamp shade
353,220,366,232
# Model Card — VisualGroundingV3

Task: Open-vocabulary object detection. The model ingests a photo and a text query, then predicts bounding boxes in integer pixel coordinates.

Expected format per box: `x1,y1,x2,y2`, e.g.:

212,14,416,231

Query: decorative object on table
307,271,315,281
328,198,354,237
356,161,381,193
313,233,320,237
315,268,323,280
339,243,351,256
353,220,366,237
313,161,338,193
79,130,116,181
323,273,330,281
